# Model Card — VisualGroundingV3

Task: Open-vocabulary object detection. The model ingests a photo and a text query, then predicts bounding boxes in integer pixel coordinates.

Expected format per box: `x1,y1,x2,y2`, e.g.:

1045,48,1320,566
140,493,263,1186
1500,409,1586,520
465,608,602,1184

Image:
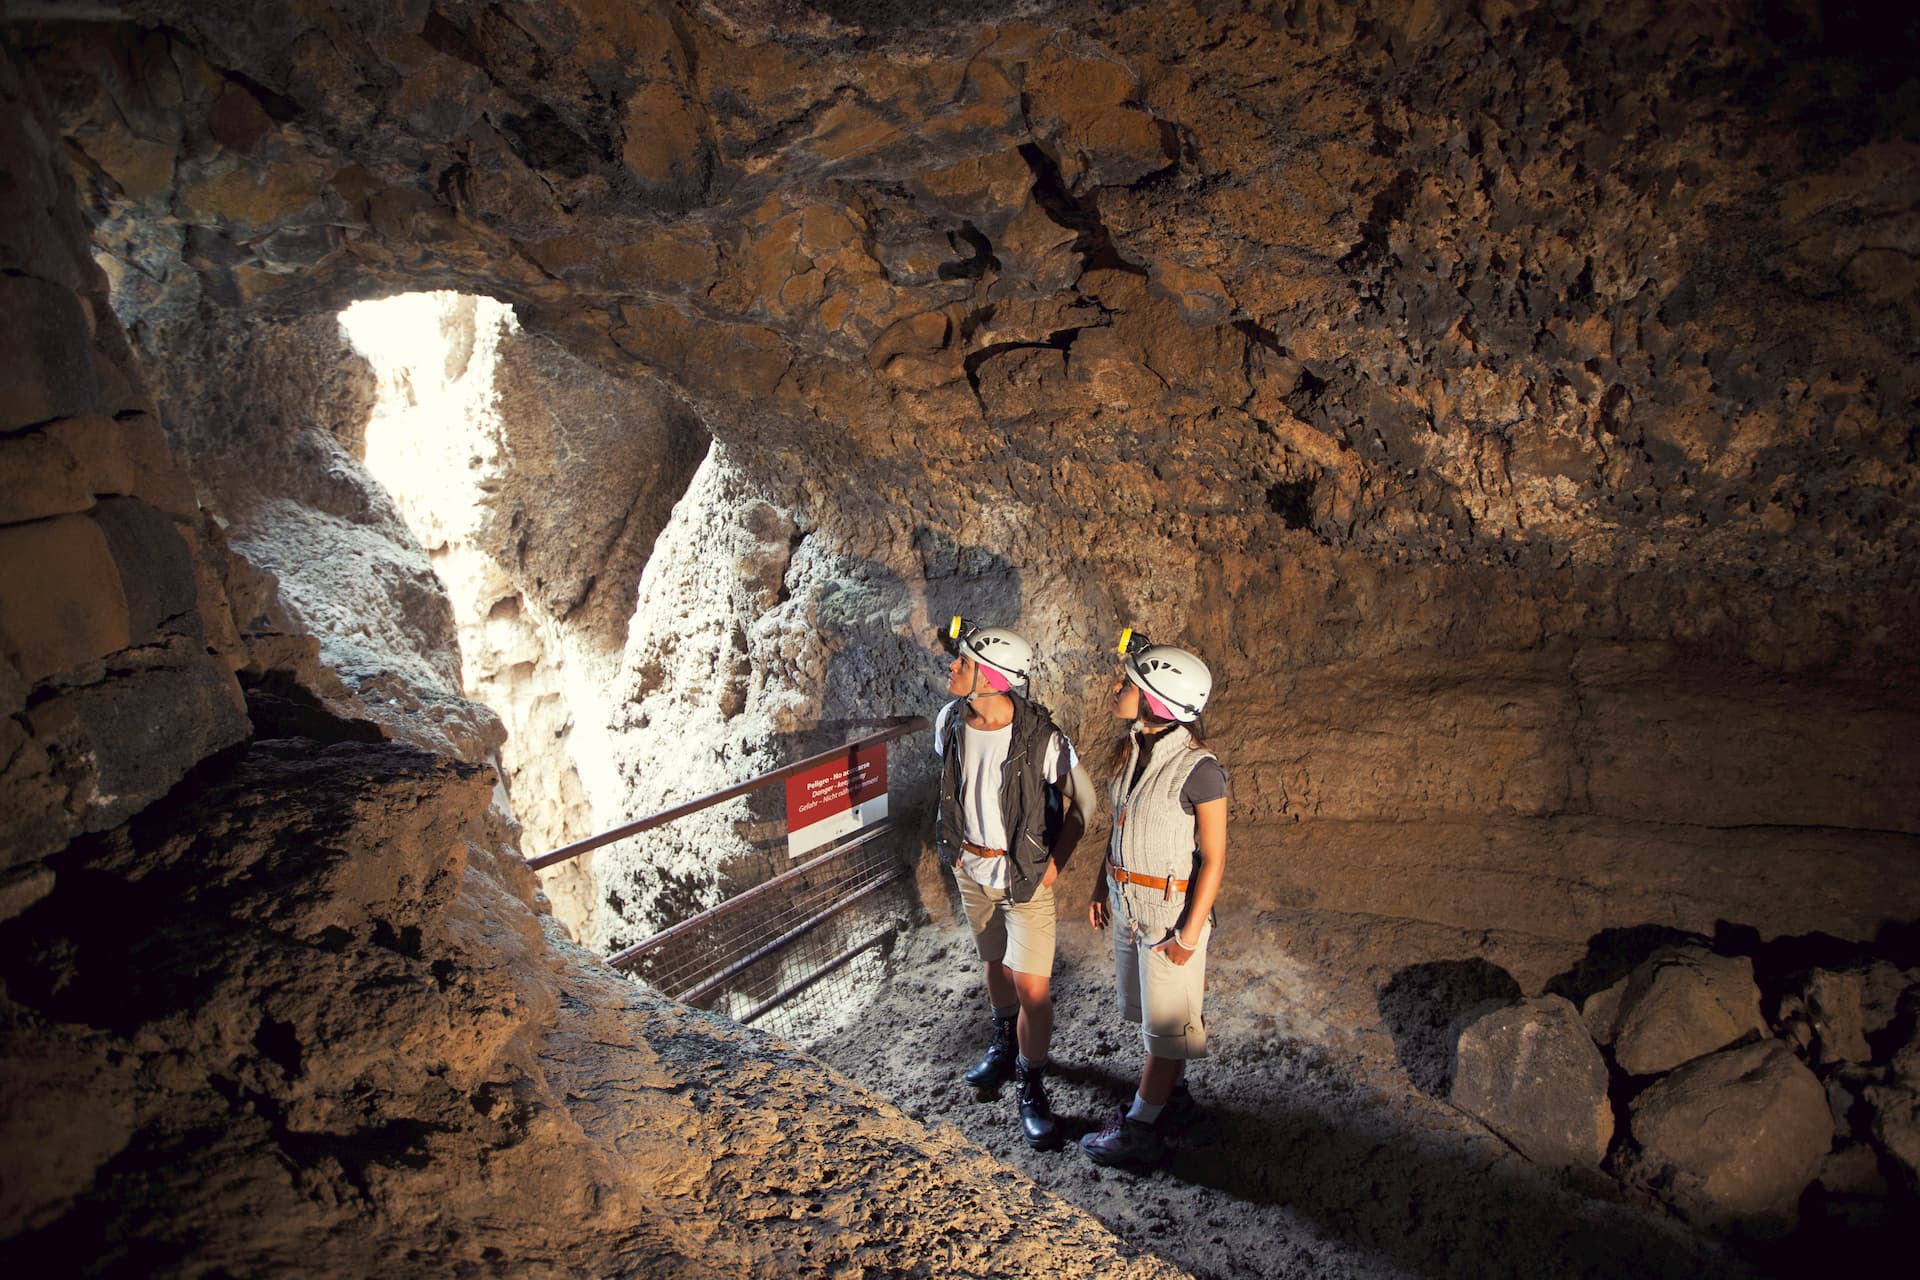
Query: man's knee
1011,972,1051,1006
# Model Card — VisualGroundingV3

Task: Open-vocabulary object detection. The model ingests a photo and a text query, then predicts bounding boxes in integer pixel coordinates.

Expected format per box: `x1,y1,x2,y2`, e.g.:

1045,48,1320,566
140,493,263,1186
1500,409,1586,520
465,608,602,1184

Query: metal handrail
524,715,929,872
603,820,896,969
740,925,899,1026
667,865,906,1001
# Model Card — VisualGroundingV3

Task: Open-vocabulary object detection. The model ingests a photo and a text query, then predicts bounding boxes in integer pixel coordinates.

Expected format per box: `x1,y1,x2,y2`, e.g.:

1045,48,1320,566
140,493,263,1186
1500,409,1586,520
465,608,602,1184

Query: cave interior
2,1,1918,1277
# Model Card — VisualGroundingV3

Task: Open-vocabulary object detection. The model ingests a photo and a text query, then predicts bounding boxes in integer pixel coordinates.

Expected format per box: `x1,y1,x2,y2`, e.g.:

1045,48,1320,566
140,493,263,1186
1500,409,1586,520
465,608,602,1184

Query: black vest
936,696,1065,904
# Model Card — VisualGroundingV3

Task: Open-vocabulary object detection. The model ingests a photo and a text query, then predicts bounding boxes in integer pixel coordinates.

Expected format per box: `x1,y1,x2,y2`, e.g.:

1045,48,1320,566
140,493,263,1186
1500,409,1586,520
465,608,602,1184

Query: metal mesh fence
610,825,914,1047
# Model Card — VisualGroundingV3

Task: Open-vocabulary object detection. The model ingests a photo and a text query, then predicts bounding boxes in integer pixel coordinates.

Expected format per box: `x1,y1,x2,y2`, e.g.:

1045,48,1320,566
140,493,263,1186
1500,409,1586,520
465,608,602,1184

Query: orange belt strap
1107,865,1189,895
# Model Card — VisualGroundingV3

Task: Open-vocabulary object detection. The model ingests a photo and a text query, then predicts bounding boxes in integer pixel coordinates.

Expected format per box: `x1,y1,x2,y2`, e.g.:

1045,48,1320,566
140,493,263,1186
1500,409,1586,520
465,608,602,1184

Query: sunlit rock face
118,283,710,940
335,291,708,938
5,0,1920,1271
139,305,506,760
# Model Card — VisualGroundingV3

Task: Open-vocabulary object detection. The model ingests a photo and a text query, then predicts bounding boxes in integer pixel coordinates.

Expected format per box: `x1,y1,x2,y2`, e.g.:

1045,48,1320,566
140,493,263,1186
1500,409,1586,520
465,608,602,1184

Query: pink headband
978,664,1012,693
1141,689,1175,720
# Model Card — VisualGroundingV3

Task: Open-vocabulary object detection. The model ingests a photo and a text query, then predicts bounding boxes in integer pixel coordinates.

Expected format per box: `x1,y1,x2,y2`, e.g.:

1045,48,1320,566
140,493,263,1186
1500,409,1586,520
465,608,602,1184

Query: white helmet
1124,643,1211,722
952,618,1034,693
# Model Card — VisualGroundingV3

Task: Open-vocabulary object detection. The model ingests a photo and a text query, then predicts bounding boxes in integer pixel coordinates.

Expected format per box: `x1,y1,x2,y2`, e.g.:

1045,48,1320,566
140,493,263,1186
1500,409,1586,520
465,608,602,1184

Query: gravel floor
816,915,1768,1280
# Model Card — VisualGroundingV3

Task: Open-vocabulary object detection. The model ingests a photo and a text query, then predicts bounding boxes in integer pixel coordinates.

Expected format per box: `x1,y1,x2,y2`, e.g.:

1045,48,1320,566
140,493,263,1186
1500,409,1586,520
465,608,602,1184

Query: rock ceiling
28,0,1915,627
5,1,1920,1273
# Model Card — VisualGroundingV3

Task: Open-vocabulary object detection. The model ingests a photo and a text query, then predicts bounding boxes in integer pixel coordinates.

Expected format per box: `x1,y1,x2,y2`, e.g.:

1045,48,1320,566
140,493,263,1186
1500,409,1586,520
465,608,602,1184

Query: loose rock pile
1450,939,1920,1235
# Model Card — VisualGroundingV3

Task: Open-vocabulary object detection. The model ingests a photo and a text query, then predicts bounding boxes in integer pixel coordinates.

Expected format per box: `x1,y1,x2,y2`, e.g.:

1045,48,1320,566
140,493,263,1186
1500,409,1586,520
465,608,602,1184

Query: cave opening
335,289,658,943
332,291,915,1046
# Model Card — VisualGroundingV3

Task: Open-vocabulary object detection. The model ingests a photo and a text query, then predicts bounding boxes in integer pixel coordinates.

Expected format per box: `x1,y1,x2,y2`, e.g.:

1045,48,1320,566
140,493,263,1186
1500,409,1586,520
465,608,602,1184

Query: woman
1082,632,1226,1168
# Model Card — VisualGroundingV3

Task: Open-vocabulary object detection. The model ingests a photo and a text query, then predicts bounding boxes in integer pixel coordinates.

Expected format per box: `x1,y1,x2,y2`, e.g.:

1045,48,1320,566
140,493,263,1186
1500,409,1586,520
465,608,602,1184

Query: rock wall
139,303,506,760
0,37,1191,1276
333,290,707,938
132,283,709,939
25,0,1916,966
5,0,1920,1267
445,308,708,935
0,49,249,896
596,0,1920,968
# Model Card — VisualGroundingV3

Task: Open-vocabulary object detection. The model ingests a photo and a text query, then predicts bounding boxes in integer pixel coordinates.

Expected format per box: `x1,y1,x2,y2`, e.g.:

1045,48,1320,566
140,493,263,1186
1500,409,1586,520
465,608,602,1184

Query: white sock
1127,1093,1164,1124
1016,1053,1046,1071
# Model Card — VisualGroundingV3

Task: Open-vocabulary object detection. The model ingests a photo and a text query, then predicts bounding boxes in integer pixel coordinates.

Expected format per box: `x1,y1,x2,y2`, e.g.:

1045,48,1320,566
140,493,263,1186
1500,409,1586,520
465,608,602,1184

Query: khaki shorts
1110,884,1210,1059
954,869,1057,978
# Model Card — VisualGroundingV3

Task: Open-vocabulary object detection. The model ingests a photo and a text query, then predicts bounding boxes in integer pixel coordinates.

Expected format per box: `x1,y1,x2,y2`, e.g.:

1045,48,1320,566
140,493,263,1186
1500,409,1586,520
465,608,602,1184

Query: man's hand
1039,858,1059,891
1088,896,1109,930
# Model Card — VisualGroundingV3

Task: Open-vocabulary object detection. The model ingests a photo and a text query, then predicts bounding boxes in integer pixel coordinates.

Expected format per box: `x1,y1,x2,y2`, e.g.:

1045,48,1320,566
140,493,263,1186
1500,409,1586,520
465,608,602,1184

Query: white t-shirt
935,702,1077,890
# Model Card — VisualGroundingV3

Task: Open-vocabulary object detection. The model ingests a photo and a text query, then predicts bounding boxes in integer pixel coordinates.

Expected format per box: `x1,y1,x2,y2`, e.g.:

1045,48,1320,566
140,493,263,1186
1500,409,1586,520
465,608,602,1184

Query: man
935,618,1094,1149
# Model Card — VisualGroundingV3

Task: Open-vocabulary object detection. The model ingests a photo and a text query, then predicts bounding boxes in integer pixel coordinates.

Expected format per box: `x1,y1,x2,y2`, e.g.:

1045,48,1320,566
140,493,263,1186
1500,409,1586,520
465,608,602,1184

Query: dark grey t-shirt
1129,730,1228,815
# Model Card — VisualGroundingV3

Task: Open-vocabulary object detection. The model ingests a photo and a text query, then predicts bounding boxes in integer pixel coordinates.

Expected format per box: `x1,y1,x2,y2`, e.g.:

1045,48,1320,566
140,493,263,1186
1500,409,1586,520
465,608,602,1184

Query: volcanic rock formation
3,0,1918,1274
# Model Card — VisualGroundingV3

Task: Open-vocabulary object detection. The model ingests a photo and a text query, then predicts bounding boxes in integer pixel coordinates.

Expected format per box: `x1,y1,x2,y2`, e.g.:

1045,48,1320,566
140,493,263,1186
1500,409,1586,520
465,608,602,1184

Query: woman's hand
1087,895,1109,930
1150,931,1197,965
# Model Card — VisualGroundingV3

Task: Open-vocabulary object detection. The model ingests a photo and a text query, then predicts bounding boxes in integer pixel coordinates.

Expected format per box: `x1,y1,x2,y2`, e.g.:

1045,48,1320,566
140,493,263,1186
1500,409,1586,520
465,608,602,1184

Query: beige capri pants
955,869,1058,978
1108,882,1211,1059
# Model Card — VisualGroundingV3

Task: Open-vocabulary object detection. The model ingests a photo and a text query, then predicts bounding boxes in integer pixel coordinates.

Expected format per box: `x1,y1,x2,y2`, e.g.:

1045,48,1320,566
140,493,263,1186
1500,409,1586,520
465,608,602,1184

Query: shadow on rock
1377,958,1523,1097
1542,924,1712,1007
1160,1089,1755,1280
910,526,1023,631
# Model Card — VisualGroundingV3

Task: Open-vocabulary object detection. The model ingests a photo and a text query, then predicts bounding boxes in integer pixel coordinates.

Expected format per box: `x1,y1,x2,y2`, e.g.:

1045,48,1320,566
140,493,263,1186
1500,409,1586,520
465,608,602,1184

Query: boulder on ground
1626,1039,1831,1232
1797,968,1871,1065
1866,1084,1920,1178
1861,963,1920,1043
1580,977,1626,1042
1864,1024,1920,1178
1814,1142,1888,1198
1589,946,1766,1076
1452,994,1613,1168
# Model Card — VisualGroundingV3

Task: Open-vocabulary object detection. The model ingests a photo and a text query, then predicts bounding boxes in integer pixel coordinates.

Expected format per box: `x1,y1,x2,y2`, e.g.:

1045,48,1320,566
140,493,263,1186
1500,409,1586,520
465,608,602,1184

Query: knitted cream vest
1107,725,1213,931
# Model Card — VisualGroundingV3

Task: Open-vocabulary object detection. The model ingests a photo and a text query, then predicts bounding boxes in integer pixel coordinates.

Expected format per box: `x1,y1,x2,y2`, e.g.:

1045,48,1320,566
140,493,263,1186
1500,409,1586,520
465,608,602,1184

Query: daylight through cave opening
338,291,709,943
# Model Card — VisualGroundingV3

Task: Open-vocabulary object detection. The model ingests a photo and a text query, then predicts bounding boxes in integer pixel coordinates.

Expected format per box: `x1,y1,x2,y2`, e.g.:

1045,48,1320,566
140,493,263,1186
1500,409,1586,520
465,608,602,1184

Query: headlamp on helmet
1115,625,1211,723
947,616,1034,694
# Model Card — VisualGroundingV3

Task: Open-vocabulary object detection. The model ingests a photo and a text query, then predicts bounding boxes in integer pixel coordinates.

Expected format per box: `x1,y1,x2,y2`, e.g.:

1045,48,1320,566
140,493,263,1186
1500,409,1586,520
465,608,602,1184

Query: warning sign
785,743,889,857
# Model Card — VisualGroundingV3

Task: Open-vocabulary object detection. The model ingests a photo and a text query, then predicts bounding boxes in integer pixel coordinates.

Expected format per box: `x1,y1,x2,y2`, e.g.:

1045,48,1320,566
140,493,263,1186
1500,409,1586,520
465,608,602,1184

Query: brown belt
961,841,1006,859
1107,865,1189,895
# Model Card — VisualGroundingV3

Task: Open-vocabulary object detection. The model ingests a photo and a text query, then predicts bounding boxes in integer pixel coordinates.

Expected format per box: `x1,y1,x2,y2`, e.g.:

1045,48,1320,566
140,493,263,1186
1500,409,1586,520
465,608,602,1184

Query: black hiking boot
964,1017,1017,1090
1015,1060,1061,1149
1081,1107,1166,1168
